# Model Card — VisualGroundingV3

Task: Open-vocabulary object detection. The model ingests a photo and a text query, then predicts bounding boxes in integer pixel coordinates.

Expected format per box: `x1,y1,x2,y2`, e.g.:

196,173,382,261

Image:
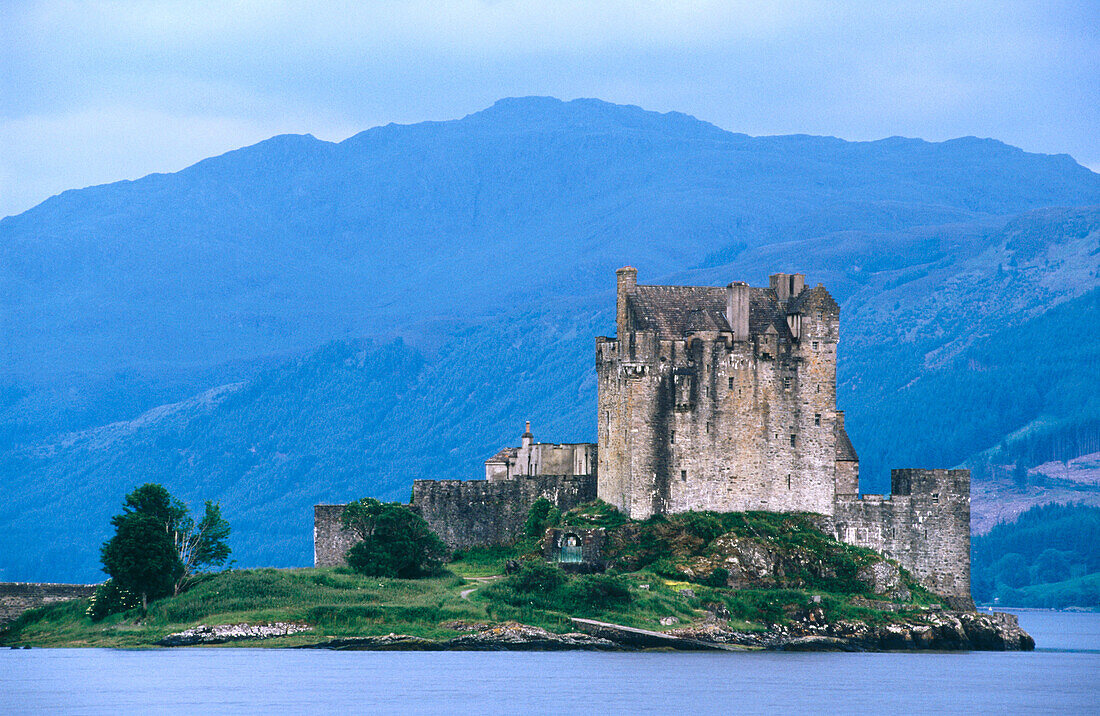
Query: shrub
342,499,447,578
506,562,568,594
523,498,561,539
86,580,140,622
673,512,726,543
560,574,632,611
704,568,730,588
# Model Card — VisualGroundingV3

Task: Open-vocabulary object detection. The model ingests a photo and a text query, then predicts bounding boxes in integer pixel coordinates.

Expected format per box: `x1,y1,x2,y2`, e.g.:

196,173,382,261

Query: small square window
681,470,687,481
814,414,821,426
790,434,797,447
728,377,734,390
783,377,791,389
812,341,819,350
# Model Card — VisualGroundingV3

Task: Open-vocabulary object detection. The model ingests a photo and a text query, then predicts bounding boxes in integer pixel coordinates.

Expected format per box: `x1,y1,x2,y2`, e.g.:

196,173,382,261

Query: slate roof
486,447,518,463
627,285,793,340
788,284,839,314
835,421,858,462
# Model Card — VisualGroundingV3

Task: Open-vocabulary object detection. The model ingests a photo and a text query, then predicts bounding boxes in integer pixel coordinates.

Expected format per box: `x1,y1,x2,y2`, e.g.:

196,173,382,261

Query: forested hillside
972,503,1100,608
2,97,1098,582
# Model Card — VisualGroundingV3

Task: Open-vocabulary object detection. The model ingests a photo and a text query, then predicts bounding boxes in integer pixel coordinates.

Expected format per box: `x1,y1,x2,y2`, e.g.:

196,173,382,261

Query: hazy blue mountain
4,97,1099,382
2,97,1099,581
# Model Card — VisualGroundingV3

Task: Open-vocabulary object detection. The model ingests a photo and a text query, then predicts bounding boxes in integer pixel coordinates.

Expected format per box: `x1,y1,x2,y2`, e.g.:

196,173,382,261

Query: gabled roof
485,447,518,464
626,284,796,340
835,420,858,462
788,284,839,314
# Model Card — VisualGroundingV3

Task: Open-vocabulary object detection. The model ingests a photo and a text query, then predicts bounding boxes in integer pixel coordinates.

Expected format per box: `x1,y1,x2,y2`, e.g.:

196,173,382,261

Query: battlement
891,468,970,498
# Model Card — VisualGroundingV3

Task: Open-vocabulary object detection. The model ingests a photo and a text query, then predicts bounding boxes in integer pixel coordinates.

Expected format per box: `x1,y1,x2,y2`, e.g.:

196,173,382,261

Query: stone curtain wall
314,474,598,566
413,474,596,550
834,469,971,603
0,582,98,624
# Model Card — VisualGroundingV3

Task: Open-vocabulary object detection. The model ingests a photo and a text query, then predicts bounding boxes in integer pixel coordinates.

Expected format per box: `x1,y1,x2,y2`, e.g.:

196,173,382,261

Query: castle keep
315,268,971,602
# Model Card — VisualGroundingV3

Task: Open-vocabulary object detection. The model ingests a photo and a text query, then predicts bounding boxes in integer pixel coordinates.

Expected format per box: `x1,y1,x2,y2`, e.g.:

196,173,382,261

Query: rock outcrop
158,622,312,646
670,610,1034,651
303,622,620,651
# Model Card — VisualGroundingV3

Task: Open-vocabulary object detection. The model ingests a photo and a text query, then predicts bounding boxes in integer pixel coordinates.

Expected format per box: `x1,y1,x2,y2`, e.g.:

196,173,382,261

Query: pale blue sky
2,0,1098,218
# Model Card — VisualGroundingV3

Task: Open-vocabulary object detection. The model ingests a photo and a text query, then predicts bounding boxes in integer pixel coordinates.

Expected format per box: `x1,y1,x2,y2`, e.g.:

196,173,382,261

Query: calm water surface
1,610,1097,714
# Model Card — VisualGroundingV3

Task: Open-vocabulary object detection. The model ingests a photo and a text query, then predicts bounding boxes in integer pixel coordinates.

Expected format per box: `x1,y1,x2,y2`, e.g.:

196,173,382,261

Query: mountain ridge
1,97,1098,582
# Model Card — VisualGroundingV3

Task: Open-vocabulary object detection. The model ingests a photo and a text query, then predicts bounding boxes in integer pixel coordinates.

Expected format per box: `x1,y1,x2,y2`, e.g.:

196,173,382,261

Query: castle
315,269,971,604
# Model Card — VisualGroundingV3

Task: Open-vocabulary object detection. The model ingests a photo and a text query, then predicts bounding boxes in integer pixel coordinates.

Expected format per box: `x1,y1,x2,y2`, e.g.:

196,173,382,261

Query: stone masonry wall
314,474,597,566
833,469,971,602
413,474,596,550
597,295,840,519
0,582,98,624
314,505,361,568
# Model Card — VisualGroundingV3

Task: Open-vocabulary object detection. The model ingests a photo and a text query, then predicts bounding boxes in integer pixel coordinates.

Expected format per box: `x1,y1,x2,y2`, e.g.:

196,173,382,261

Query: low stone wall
0,582,98,625
314,474,597,567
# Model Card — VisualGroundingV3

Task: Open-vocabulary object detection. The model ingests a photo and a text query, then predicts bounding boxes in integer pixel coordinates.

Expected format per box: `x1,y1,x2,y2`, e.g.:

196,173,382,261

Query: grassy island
1,505,1029,650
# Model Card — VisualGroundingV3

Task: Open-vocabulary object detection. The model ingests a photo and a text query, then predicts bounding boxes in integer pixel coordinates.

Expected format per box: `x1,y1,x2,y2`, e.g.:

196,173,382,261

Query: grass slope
1,508,950,647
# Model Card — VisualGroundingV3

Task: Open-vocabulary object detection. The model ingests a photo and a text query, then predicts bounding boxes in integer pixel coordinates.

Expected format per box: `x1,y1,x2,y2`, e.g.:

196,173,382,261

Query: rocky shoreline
158,611,1033,651
669,610,1035,652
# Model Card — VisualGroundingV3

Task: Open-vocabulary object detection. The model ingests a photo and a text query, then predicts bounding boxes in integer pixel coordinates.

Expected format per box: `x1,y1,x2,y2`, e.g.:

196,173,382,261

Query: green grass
447,544,529,578
0,568,485,648
1,508,952,647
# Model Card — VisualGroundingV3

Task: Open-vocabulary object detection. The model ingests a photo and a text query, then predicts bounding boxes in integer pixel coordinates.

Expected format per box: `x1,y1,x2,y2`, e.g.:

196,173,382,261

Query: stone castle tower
597,266,857,518
595,267,970,603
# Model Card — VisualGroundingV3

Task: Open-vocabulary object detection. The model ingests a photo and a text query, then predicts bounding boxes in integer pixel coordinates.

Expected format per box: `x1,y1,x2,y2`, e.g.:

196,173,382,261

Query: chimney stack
771,272,806,303
522,420,533,448
616,266,637,338
726,282,750,341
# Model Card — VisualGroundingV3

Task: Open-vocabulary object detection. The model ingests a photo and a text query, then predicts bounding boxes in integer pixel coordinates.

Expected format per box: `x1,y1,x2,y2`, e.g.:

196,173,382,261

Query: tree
341,498,447,578
99,484,232,611
100,513,182,611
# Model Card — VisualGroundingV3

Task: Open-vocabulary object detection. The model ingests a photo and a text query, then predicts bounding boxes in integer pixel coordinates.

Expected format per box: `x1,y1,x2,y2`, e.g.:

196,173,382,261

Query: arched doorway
560,533,582,563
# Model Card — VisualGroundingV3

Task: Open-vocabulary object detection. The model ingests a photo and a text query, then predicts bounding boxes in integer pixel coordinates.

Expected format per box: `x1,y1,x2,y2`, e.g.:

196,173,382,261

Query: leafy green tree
100,513,182,611
99,484,232,612
341,498,447,578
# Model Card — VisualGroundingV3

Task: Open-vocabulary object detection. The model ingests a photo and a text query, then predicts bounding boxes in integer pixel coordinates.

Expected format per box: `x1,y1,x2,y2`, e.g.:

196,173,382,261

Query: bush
342,498,447,578
673,512,727,543
559,574,632,611
86,580,140,622
507,562,568,594
562,500,628,528
523,498,561,539
704,568,730,588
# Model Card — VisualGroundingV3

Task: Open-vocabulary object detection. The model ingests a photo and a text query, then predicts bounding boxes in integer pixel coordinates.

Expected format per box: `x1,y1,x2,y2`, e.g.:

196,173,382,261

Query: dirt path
459,575,501,601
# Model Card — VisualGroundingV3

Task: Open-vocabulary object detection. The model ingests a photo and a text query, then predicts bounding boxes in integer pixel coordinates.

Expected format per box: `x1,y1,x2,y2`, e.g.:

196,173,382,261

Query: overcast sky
2,0,1098,218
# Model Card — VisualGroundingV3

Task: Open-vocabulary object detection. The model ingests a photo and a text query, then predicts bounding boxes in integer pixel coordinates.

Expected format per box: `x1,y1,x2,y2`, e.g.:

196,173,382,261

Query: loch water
2,610,1097,715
